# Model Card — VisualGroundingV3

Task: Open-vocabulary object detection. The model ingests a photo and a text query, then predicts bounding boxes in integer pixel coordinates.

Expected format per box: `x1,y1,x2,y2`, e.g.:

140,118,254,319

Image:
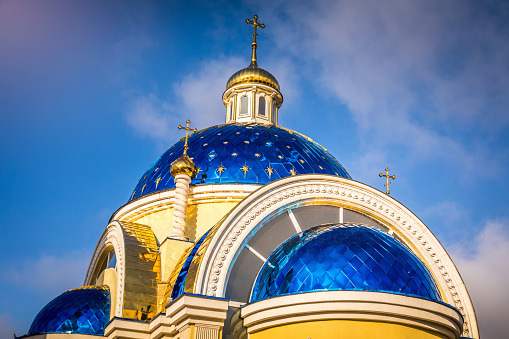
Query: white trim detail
245,244,267,263
287,210,302,233
194,175,479,338
84,221,125,317
339,206,344,223
240,291,463,339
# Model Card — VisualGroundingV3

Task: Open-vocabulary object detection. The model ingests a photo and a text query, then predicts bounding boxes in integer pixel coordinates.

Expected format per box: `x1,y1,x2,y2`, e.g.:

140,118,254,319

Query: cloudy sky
1,0,508,338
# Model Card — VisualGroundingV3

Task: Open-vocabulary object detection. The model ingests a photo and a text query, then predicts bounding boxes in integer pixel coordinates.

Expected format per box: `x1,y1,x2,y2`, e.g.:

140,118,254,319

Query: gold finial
178,120,198,155
379,167,396,195
246,14,265,67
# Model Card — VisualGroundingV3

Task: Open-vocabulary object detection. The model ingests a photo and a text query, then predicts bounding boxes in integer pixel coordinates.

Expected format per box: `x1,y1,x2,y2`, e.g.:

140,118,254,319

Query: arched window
259,97,266,116
240,96,249,115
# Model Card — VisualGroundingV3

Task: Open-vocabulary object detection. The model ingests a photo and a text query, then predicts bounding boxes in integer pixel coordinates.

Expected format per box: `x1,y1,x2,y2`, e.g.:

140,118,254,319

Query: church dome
28,285,110,336
250,223,442,303
226,65,280,91
129,123,350,202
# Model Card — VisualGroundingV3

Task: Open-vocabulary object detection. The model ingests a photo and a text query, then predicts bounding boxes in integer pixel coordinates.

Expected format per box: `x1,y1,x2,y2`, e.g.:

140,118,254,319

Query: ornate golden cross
246,14,265,67
178,120,198,155
379,168,396,195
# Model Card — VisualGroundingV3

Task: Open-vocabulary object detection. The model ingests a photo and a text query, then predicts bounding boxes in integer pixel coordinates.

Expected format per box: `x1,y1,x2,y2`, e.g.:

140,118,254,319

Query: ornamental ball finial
170,153,198,179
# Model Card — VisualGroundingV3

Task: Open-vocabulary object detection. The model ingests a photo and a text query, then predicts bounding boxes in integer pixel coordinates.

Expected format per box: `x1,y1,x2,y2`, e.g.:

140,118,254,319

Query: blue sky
1,1,508,338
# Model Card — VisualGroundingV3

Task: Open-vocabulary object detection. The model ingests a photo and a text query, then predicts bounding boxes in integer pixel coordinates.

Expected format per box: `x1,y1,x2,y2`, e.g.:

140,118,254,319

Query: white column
171,174,191,239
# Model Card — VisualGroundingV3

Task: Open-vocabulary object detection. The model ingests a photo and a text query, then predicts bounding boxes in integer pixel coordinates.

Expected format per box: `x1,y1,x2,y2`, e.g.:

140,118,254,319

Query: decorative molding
84,221,125,317
195,175,478,338
240,291,463,339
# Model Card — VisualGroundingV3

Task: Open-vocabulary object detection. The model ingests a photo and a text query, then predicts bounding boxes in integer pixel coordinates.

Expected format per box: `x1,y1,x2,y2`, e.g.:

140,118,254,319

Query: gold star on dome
131,191,136,200
216,163,225,176
155,177,162,188
244,140,250,144
286,146,291,149
299,159,305,164
141,183,146,193
232,152,238,157
155,167,159,172
223,141,228,144
241,162,250,176
265,164,274,178
278,155,284,159
197,166,202,173
289,168,297,176
209,154,216,158
319,165,323,170
255,153,261,157
203,143,208,146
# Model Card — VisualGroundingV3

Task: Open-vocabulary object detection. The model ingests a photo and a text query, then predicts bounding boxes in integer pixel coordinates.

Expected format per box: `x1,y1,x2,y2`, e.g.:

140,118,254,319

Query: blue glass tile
171,229,211,300
28,286,110,336
129,123,351,202
250,223,442,303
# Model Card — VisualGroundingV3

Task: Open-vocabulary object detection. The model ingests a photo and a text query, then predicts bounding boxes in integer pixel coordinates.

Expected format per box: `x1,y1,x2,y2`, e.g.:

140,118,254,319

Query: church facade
22,16,478,339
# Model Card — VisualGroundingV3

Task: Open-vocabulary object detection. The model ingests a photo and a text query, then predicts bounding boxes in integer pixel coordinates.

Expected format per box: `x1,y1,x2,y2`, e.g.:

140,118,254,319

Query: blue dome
251,223,441,303
28,285,110,336
129,123,350,201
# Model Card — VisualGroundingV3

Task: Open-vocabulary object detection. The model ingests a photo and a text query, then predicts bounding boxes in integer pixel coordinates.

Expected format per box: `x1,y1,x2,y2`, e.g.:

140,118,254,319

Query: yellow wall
96,268,117,318
249,319,449,339
132,202,237,242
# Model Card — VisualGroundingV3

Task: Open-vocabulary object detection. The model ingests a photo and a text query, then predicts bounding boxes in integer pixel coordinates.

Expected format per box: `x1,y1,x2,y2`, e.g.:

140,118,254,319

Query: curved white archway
195,174,478,338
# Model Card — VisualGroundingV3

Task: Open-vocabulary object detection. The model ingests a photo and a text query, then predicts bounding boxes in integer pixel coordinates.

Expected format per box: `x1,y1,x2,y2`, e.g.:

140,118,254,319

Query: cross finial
379,167,396,195
178,120,198,155
246,14,265,67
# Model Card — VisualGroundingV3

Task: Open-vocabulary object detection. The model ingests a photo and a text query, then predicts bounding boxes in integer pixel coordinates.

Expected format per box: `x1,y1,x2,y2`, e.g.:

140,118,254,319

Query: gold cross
246,14,265,67
379,167,396,195
178,120,198,155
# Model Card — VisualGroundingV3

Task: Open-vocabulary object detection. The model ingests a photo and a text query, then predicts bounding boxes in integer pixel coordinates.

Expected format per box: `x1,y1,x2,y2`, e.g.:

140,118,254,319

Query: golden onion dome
170,154,198,179
226,65,280,91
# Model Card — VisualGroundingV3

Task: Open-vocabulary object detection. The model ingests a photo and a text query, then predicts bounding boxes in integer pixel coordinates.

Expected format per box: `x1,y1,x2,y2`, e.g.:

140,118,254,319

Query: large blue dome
251,223,441,303
28,285,110,336
129,123,350,202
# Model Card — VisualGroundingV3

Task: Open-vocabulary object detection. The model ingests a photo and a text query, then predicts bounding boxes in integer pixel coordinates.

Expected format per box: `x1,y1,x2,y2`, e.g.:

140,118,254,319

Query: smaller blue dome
251,223,441,303
28,285,110,336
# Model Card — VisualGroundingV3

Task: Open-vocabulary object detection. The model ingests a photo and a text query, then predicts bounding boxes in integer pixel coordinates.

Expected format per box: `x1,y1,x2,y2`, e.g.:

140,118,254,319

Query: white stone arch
195,174,479,338
84,221,125,318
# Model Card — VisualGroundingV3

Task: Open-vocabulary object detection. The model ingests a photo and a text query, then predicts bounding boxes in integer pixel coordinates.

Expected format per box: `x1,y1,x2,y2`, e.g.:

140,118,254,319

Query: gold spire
178,120,198,156
170,120,198,179
379,167,396,195
246,14,265,68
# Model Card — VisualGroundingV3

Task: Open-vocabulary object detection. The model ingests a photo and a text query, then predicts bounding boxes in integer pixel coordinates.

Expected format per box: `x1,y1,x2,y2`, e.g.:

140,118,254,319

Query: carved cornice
196,175,478,338
84,221,125,317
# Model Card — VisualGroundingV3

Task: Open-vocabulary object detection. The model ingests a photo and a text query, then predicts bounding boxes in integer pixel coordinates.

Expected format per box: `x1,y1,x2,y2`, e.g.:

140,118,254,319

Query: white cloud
2,250,90,296
262,0,509,176
0,313,17,338
449,220,509,339
126,57,245,144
